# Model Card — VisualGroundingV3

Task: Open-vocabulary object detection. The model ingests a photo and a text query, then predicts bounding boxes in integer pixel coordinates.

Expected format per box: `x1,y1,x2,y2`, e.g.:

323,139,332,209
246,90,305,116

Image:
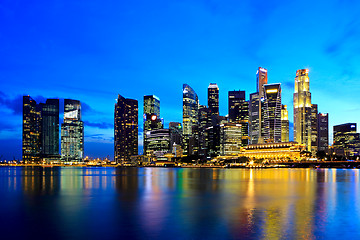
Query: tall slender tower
114,94,138,163
61,99,84,162
311,104,318,155
281,105,289,142
263,84,282,143
208,83,219,116
293,69,312,151
22,96,41,162
183,84,199,156
41,99,60,160
250,67,268,144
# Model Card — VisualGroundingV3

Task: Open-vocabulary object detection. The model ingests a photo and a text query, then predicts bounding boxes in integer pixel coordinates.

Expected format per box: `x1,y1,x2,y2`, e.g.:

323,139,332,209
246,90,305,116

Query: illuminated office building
228,90,249,146
40,99,60,160
208,83,219,116
220,122,243,156
146,129,171,157
114,94,138,163
143,95,162,154
198,105,210,157
281,105,289,142
263,84,282,143
293,69,312,151
311,104,318,155
333,123,360,157
317,113,329,153
22,96,42,162
61,99,84,162
250,67,268,144
182,84,199,156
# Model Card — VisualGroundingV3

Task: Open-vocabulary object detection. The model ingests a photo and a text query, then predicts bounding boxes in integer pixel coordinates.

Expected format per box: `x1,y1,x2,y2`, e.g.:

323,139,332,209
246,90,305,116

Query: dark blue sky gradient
1,0,360,160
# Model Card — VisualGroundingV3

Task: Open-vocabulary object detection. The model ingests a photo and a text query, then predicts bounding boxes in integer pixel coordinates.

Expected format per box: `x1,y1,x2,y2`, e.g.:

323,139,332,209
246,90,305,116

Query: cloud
84,120,112,129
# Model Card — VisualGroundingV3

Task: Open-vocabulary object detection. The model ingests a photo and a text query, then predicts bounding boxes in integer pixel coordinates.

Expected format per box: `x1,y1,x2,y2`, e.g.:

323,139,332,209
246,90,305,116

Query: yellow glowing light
266,89,278,93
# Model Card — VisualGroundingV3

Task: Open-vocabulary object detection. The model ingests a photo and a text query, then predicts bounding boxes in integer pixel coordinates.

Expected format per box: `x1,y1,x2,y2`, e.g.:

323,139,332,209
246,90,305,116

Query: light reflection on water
1,167,360,239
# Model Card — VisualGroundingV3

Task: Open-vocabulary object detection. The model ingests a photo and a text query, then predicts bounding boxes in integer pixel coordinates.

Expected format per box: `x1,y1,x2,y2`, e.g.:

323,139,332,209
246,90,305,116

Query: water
1,167,360,239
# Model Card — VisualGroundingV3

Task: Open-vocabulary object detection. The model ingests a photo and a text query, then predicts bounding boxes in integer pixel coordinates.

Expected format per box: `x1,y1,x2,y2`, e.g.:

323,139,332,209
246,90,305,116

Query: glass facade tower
114,95,138,163
263,84,282,143
208,83,219,116
61,99,84,162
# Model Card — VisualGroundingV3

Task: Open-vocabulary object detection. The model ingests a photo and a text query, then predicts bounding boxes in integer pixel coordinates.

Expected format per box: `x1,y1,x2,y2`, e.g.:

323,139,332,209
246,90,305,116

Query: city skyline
1,0,360,160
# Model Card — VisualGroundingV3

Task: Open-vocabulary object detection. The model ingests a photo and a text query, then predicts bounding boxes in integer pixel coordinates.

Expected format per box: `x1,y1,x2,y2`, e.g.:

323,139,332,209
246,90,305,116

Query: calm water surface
1,167,360,239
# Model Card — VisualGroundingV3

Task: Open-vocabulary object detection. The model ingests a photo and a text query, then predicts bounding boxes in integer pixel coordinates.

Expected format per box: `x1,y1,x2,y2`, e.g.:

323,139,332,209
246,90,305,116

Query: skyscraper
228,90,249,146
22,96,41,162
208,83,219,116
183,84,199,156
250,67,268,144
293,69,312,151
281,105,289,142
114,94,138,163
317,113,329,153
40,99,60,160
333,123,360,157
263,84,282,143
311,104,318,155
61,99,84,162
143,95,162,155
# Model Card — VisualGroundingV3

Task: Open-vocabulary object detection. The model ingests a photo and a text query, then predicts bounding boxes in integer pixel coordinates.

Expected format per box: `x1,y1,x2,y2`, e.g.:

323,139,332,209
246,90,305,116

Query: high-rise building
311,104,318,155
333,123,360,157
317,113,329,153
143,95,161,154
61,99,84,162
183,84,199,156
249,92,260,144
40,99,59,160
263,84,282,143
257,67,268,97
250,67,268,144
22,96,41,162
169,122,182,153
146,129,171,157
198,105,210,157
293,69,312,151
220,122,243,156
114,94,138,163
228,90,249,146
281,105,289,142
208,83,219,116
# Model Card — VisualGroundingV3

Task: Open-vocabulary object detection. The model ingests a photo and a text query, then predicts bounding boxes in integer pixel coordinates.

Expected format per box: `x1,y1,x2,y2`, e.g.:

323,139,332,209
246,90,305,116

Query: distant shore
1,161,360,169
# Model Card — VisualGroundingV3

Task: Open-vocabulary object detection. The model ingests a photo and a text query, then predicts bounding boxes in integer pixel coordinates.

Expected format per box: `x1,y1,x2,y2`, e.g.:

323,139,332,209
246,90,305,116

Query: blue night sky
1,0,360,160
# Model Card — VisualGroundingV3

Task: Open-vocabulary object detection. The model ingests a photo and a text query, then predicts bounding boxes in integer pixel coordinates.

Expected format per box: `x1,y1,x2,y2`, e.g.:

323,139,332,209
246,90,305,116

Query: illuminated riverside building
220,122,243,155
143,95,162,154
198,105,210,157
249,67,268,144
22,96,42,162
281,105,289,142
228,90,249,146
333,123,360,157
169,122,182,153
317,113,329,153
61,99,84,162
239,142,305,161
182,84,199,156
293,69,312,151
114,94,138,163
40,99,60,160
310,104,318,155
208,83,219,116
263,84,282,143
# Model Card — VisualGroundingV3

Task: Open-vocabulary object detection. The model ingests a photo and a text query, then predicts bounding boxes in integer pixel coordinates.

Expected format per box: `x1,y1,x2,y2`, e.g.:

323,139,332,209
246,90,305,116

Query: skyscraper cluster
22,96,84,162
113,67,360,162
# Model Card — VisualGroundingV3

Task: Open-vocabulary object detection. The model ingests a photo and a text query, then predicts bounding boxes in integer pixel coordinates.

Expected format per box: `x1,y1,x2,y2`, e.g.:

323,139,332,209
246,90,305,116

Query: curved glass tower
182,84,199,156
